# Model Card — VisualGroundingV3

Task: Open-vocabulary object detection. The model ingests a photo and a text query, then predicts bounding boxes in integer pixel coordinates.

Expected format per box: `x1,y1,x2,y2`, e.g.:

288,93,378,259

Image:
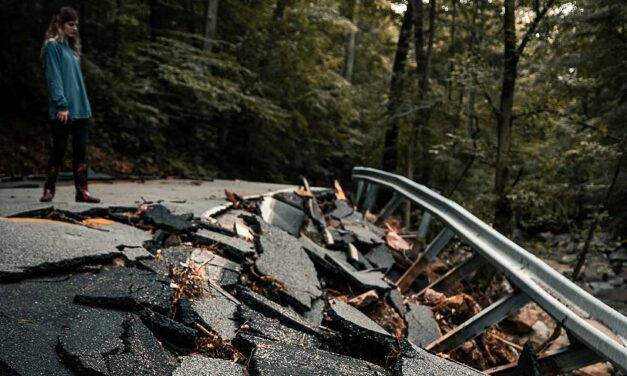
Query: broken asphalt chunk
74,267,172,313
405,302,440,348
325,253,393,292
388,288,408,316
234,305,325,352
394,349,485,376
143,204,193,232
255,223,322,311
190,248,242,288
343,223,384,246
327,299,394,347
173,356,244,376
248,338,390,376
300,234,338,273
0,314,74,376
237,286,320,336
191,284,240,341
193,229,255,261
58,310,177,375
329,199,356,220
366,244,396,272
273,191,306,210
305,298,326,327
259,196,304,237
0,220,151,282
140,309,198,354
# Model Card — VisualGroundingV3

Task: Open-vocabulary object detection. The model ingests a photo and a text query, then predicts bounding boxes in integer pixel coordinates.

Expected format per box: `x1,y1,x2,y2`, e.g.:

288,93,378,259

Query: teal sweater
44,39,92,120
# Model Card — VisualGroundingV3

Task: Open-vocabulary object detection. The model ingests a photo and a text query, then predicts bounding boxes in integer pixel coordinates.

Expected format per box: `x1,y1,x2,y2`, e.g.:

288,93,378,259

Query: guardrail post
416,253,487,297
417,212,432,239
354,180,365,207
485,343,605,375
362,183,379,213
396,228,455,292
375,193,404,224
426,291,532,354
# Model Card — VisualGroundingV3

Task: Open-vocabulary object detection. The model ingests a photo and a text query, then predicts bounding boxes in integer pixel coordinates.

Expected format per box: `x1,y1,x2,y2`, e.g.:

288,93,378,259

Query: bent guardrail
352,166,627,374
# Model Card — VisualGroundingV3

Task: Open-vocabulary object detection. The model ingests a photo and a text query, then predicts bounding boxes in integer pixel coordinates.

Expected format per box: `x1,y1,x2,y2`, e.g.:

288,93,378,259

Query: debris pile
1,180,566,375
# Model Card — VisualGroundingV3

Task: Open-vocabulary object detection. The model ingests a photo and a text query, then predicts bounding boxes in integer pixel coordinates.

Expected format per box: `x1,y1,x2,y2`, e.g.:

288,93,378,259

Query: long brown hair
41,7,82,58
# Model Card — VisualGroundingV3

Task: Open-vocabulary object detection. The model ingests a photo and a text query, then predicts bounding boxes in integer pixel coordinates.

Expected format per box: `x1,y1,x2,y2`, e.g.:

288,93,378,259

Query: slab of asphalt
0,179,294,218
0,220,151,281
255,222,322,312
249,338,390,376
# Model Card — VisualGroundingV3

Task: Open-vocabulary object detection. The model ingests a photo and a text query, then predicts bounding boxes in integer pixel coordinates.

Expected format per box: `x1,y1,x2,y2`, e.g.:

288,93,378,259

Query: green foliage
0,0,624,235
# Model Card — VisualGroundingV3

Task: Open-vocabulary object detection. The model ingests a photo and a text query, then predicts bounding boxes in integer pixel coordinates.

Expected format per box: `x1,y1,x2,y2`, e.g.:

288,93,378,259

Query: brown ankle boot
74,164,101,203
40,166,59,202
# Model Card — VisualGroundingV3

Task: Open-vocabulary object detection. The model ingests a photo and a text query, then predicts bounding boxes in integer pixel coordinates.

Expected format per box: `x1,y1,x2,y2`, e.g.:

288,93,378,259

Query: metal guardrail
352,167,627,374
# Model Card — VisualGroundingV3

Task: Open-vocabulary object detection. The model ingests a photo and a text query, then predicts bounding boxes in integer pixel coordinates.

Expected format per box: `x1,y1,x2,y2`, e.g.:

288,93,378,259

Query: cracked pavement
0,179,485,375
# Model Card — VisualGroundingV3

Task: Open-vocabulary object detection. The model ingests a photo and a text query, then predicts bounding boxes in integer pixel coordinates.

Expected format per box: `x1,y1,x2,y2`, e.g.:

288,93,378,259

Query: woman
40,6,100,203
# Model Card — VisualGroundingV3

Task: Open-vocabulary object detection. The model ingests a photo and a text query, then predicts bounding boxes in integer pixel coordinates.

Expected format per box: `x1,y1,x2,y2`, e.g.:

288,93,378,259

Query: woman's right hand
56,111,69,124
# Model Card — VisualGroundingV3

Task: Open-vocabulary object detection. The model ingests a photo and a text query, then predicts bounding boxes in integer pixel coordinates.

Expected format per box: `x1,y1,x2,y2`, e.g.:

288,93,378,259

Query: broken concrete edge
0,252,124,283
140,309,198,354
236,286,321,337
200,186,333,224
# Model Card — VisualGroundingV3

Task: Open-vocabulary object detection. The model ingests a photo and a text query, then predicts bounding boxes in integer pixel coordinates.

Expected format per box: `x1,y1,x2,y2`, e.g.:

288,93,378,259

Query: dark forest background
0,0,625,239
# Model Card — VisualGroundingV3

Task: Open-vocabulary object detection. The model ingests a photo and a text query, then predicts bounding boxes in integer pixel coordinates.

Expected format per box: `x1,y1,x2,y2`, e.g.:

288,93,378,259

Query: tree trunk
203,0,219,51
148,0,158,41
382,7,413,173
494,0,555,233
113,0,122,56
493,0,517,234
407,0,436,186
421,0,437,184
343,0,360,83
447,0,457,100
273,0,289,21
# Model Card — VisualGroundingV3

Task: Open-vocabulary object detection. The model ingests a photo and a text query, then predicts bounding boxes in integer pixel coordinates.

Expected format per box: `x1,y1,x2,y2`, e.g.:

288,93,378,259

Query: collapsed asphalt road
0,179,484,375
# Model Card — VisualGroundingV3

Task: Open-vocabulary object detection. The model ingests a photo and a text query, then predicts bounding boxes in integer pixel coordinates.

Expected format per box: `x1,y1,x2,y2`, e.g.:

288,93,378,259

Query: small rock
348,290,379,308
405,302,440,347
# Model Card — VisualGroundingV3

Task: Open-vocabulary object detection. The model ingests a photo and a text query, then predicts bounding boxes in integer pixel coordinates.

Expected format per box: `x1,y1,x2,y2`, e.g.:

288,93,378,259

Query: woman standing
40,6,100,203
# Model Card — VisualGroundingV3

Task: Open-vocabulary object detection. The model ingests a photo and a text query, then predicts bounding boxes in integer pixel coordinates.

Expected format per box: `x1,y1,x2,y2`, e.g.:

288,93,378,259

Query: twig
195,323,218,339
489,331,523,352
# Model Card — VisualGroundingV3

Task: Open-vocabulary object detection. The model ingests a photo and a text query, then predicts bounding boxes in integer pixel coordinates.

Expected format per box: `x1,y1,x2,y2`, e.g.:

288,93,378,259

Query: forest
0,0,625,240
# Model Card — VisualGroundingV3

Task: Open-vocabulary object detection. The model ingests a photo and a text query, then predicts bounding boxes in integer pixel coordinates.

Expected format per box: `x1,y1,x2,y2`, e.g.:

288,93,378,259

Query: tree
382,6,413,173
493,0,556,234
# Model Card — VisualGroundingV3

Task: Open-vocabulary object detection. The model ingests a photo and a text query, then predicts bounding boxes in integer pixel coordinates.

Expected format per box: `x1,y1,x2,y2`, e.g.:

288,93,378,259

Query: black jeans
47,118,88,169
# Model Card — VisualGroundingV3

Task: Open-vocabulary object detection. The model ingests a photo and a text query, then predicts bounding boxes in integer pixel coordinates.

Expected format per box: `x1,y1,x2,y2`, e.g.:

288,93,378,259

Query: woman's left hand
56,111,69,124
